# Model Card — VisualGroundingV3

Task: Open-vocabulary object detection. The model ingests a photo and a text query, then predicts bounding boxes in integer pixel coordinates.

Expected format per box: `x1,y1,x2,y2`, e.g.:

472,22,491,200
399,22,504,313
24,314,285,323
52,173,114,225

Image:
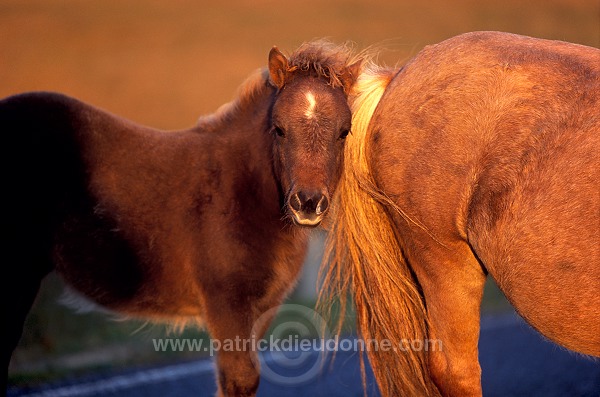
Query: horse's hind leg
408,242,487,396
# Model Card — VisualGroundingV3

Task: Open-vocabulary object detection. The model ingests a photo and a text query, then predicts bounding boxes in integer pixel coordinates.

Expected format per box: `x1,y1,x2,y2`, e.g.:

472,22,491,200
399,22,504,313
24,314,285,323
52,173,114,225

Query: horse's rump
377,31,600,353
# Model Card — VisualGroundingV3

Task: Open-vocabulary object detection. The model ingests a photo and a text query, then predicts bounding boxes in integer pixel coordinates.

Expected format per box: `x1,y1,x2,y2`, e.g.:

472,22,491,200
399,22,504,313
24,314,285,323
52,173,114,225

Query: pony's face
268,47,359,227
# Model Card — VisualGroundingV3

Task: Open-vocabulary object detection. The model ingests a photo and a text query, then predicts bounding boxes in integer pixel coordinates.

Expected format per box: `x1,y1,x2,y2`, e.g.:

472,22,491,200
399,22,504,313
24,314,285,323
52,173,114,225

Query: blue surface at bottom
7,314,600,397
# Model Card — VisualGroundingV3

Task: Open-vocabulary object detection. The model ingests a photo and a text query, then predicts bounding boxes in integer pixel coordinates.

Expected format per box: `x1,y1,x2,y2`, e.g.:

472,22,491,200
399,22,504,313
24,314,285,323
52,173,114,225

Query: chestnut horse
322,31,599,396
2,41,362,397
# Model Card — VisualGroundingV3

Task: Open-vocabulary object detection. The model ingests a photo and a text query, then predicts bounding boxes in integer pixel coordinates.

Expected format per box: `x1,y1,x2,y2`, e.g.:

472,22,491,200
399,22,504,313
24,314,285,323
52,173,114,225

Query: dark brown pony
322,31,600,396
2,41,362,397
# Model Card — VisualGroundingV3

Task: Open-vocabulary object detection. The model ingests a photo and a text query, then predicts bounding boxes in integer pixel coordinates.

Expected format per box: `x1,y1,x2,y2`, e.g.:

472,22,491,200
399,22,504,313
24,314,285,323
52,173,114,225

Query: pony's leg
204,292,279,397
3,256,51,392
411,244,486,396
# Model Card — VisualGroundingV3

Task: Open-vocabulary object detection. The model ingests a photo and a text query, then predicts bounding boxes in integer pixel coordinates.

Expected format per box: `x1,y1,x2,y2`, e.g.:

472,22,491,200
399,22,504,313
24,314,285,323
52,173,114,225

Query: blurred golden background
1,0,598,130
3,0,599,386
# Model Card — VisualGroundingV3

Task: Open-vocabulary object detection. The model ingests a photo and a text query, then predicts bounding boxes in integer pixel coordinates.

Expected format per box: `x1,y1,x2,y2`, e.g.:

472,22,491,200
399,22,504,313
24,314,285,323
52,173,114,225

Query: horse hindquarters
467,125,600,357
1,93,86,391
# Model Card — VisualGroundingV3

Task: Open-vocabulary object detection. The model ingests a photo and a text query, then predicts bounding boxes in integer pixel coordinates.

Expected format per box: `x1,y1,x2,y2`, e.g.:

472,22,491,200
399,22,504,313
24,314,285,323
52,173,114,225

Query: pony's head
268,41,362,227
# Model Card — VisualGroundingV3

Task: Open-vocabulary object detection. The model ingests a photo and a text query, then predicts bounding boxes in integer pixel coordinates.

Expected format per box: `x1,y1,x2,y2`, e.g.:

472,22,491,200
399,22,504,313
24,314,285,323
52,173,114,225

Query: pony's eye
273,126,285,137
339,128,350,140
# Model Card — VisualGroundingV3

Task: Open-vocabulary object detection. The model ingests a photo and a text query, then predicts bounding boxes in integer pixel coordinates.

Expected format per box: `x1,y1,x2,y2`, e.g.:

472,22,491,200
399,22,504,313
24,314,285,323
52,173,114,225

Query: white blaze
304,91,317,119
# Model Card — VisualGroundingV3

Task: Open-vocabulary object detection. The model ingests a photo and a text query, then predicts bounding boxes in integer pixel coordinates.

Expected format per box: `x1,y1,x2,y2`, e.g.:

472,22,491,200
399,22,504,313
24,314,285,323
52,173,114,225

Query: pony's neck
194,70,284,212
198,69,276,156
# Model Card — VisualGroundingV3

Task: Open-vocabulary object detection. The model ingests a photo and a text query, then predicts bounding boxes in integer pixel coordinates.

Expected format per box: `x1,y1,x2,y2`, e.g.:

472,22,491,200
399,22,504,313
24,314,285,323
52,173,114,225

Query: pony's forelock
286,40,374,89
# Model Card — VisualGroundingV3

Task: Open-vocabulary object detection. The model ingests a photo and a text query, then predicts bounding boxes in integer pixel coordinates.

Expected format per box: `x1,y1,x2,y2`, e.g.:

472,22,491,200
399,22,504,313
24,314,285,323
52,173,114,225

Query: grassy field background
3,0,599,387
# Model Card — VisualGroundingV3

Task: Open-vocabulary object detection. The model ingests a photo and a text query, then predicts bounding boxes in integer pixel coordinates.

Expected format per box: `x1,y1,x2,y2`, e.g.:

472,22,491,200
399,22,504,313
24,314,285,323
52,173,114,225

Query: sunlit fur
304,91,317,119
321,31,599,397
286,39,365,90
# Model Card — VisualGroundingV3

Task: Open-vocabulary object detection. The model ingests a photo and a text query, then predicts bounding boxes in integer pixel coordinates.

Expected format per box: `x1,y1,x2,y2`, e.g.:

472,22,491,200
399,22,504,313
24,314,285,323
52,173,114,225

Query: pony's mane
198,68,271,127
286,39,367,88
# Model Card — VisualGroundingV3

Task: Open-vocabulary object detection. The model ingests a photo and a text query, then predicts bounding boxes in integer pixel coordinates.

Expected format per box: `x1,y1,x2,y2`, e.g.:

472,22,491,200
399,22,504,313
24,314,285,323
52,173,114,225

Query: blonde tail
319,64,439,396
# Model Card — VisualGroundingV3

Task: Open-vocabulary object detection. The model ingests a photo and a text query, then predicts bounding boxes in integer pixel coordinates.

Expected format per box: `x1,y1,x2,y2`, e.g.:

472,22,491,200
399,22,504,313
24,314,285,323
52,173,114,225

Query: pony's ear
268,46,289,89
340,59,363,94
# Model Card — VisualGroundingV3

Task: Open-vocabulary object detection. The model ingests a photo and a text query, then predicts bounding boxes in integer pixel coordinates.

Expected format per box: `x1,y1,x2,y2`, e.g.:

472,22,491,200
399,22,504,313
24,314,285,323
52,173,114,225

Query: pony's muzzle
289,189,329,227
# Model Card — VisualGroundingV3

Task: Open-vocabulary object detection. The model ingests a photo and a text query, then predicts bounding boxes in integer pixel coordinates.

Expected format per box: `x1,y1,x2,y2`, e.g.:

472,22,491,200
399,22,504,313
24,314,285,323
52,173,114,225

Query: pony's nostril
292,190,328,215
303,198,316,212
290,193,302,212
316,195,329,215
